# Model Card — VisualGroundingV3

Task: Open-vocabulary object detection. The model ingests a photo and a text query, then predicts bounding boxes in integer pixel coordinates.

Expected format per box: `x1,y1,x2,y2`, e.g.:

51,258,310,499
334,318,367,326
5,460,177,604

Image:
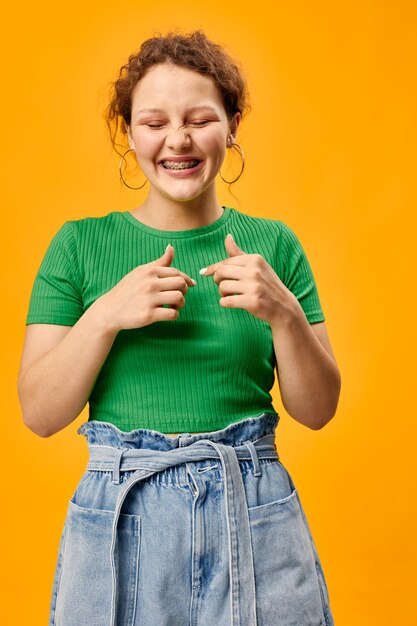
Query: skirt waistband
77,412,280,450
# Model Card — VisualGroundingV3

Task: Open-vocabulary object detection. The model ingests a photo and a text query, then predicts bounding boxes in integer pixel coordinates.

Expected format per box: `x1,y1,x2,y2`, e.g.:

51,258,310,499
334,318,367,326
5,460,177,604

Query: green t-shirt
25,206,325,433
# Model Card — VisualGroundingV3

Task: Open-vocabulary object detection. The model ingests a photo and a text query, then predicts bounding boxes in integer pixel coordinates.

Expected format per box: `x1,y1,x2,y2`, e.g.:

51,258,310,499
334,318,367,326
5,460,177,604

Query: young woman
18,29,340,626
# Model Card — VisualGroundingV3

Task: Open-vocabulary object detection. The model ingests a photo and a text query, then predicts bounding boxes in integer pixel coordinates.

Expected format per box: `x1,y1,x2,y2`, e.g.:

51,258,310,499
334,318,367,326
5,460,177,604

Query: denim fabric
48,412,334,626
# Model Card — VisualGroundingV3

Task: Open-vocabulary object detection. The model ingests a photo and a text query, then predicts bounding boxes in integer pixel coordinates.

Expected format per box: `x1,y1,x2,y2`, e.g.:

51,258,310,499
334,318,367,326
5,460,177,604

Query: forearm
18,297,118,438
271,298,341,430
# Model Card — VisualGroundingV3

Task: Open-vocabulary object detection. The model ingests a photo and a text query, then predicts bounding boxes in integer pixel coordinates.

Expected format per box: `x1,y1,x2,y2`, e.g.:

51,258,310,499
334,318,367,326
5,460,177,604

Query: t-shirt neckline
120,206,232,238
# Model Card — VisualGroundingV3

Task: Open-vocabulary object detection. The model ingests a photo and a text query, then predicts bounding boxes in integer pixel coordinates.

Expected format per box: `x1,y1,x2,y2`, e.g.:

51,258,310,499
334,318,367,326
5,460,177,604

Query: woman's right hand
94,244,197,332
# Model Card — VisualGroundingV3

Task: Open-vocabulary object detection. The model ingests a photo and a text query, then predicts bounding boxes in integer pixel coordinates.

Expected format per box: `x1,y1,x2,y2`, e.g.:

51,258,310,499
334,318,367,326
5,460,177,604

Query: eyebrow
136,105,219,115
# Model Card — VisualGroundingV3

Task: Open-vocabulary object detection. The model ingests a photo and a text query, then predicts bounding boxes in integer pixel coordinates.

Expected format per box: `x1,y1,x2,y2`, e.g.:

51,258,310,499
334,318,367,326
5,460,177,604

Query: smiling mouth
160,159,202,170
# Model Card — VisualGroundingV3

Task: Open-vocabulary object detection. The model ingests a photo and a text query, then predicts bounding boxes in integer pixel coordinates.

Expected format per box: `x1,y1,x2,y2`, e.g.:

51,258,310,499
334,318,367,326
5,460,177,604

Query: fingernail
165,243,172,252
191,278,197,285
199,267,208,275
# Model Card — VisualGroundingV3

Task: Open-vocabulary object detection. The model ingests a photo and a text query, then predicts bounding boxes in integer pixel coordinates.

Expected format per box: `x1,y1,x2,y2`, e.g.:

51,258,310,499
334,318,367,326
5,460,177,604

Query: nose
166,126,192,151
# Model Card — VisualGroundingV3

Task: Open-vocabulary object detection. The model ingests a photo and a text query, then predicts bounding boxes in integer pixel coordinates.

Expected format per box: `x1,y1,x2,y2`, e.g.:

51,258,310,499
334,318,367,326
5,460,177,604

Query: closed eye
146,121,210,129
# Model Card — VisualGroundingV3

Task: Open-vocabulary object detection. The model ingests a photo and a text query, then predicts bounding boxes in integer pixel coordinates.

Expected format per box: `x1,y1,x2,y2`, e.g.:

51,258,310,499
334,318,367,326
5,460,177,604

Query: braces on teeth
162,160,200,170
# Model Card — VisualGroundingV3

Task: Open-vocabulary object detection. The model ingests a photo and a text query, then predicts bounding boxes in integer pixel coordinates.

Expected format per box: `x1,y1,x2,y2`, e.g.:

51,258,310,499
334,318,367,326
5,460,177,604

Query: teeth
162,160,200,170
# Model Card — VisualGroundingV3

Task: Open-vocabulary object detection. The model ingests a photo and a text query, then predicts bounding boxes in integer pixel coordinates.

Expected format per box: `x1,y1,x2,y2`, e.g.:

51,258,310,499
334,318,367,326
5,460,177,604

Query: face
126,62,240,202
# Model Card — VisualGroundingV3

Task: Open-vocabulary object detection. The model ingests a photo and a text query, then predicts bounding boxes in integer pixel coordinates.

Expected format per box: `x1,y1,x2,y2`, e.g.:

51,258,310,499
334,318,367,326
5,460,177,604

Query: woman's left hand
199,234,299,326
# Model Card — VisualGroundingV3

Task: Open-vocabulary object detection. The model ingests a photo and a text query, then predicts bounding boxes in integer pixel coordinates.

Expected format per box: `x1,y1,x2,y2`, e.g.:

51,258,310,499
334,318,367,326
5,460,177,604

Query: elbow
310,413,336,430
25,422,53,438
18,382,55,438
311,371,342,430
21,412,55,438
288,406,338,431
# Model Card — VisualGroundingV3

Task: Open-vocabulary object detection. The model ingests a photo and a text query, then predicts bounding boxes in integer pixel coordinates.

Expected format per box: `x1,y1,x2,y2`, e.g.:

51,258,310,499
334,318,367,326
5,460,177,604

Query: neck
130,186,224,231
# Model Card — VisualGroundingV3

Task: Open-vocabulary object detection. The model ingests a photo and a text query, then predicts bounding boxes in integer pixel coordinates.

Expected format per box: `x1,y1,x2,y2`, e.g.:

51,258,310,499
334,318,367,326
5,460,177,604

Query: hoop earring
219,142,245,184
119,148,148,190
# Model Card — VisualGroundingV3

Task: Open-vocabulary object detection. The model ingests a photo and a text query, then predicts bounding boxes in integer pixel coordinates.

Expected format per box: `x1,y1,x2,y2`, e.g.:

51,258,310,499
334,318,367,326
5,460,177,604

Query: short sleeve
276,221,325,324
25,221,84,326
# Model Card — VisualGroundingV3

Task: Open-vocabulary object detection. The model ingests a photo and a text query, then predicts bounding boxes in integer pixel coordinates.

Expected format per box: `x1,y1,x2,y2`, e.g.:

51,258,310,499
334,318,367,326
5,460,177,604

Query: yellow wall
3,1,416,623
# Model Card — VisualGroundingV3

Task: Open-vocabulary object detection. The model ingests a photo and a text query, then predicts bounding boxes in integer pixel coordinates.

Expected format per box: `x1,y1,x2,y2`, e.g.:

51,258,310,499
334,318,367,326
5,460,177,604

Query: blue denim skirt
48,412,334,626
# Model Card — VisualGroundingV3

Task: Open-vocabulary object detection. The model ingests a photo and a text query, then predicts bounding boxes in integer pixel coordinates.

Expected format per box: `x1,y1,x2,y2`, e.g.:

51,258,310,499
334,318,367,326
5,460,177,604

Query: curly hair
103,28,251,159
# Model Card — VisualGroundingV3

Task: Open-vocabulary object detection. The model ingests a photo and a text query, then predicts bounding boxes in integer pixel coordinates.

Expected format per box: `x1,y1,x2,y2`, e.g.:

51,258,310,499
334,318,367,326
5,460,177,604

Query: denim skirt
48,412,334,626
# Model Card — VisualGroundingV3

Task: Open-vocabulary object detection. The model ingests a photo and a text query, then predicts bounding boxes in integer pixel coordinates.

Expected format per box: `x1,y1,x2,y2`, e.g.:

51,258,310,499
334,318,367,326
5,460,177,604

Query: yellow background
2,1,416,623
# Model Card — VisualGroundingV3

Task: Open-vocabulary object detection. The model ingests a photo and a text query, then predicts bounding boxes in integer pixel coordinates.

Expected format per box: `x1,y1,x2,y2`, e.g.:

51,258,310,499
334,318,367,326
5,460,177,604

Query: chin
163,192,205,203
156,183,210,202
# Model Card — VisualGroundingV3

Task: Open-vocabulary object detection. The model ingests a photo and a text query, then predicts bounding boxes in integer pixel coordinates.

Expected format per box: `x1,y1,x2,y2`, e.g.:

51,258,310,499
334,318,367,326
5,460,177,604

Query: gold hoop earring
119,148,148,190
219,142,245,184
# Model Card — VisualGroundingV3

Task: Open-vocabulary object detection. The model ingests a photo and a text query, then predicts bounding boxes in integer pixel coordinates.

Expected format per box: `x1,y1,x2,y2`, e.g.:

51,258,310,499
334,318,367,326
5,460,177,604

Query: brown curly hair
103,28,251,160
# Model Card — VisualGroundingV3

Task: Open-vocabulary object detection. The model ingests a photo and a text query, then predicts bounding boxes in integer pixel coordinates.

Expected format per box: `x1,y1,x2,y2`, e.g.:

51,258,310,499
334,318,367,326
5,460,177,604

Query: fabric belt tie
85,434,279,626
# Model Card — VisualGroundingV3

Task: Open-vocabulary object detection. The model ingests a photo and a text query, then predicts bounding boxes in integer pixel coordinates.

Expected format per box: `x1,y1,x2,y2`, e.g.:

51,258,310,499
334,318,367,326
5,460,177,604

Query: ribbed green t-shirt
25,206,325,433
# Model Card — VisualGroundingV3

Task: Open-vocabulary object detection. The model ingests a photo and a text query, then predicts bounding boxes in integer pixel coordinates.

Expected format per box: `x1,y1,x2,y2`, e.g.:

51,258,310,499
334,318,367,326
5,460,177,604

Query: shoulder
68,211,123,235
230,208,294,232
230,207,293,237
229,208,301,253
44,212,126,268
61,212,127,254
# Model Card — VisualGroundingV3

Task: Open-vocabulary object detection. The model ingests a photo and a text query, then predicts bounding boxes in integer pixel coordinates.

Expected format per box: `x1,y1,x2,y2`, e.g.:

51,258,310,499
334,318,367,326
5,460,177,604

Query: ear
229,112,242,142
125,123,135,150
